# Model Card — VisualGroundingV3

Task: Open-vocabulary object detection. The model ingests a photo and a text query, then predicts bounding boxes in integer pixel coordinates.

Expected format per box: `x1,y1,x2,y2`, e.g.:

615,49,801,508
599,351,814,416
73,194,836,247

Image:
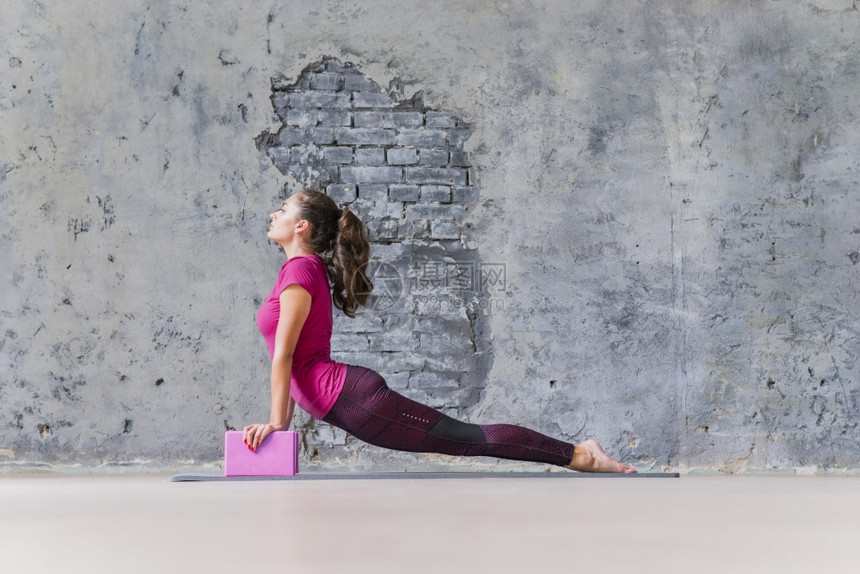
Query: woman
243,190,636,473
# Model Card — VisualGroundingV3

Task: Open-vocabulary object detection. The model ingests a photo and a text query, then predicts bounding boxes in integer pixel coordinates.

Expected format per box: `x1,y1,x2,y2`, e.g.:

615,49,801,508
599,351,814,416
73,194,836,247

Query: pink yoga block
224,430,299,476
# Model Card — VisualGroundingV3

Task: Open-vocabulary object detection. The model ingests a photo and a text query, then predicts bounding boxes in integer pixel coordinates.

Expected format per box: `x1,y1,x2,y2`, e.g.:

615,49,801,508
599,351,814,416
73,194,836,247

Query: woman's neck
283,242,315,260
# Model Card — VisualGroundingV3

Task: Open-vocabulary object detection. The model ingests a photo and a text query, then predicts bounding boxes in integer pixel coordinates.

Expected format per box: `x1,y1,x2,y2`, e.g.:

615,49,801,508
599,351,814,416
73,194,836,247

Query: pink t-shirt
256,254,347,419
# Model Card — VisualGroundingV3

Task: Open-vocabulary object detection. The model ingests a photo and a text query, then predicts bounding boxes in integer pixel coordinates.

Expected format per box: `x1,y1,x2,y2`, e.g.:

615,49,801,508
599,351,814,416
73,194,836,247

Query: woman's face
267,195,306,245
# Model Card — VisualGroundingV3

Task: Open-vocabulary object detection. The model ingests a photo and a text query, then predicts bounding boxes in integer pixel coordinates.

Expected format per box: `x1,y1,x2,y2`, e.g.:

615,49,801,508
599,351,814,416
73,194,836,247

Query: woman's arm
244,284,312,449
284,395,296,429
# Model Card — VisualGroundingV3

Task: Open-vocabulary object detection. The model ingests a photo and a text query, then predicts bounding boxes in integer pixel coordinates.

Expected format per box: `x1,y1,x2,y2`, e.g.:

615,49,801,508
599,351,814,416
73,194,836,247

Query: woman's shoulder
279,254,326,285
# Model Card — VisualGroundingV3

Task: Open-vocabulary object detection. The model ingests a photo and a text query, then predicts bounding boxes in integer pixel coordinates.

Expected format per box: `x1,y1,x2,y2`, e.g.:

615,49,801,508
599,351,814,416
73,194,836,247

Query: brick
370,218,400,241
336,128,397,145
309,425,348,446
310,72,343,91
357,183,388,200
354,111,424,128
354,148,386,165
423,351,474,373
289,145,313,163
447,129,472,147
266,146,290,165
360,199,403,219
425,112,457,128
276,127,334,146
398,219,431,239
396,129,447,147
315,165,339,186
343,74,379,92
330,333,369,351
410,291,447,314
331,351,425,373
405,204,465,220
272,92,289,115
304,60,327,74
368,241,414,262
409,369,463,389
325,59,348,73
383,371,410,390
404,167,467,186
414,316,472,335
405,387,479,409
317,110,352,126
450,151,471,167
351,111,380,128
288,92,351,108
452,186,477,203
285,109,318,127
419,149,449,166
322,146,353,164
388,184,420,202
340,166,402,184
408,371,451,390
310,128,336,144
291,76,312,91
430,221,461,240
276,127,312,146
353,92,396,108
386,148,419,165
426,387,480,408
420,185,451,202
279,127,334,145
391,111,426,128
326,183,357,203
366,330,418,352
333,312,384,333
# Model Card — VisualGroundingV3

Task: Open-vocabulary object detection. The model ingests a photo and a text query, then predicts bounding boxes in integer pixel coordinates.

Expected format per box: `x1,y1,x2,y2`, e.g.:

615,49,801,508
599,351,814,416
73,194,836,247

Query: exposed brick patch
257,58,489,463
255,57,476,220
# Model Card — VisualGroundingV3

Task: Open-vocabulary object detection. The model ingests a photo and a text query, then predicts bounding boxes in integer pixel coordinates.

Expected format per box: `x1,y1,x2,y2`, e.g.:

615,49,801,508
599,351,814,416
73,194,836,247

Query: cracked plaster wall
1,0,859,472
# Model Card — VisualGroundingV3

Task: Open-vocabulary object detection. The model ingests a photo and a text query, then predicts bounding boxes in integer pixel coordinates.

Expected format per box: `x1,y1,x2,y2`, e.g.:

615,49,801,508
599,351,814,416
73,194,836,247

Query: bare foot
565,439,637,473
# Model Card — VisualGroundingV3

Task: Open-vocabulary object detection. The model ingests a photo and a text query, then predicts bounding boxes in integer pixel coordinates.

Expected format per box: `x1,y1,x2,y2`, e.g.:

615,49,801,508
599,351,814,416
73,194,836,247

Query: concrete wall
1,0,858,472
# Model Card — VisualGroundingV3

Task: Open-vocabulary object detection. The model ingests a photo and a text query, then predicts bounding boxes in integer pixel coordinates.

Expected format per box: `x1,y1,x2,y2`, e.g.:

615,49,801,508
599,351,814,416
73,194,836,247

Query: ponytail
330,209,372,318
293,190,373,318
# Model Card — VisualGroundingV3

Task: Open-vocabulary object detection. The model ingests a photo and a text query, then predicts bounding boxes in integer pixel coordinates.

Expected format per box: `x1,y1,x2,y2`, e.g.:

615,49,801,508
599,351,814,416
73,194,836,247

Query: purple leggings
321,365,575,467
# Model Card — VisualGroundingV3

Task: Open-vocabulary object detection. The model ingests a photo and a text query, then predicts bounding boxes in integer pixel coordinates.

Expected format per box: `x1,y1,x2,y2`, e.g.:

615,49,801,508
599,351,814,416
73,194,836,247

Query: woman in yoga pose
243,190,635,473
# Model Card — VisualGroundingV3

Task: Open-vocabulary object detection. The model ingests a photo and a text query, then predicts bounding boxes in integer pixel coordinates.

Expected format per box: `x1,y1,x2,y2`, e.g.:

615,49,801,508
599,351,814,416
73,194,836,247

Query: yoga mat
170,471,679,482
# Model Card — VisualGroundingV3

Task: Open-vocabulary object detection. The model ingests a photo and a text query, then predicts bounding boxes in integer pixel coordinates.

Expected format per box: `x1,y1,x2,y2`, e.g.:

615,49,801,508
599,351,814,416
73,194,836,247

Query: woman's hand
243,422,285,451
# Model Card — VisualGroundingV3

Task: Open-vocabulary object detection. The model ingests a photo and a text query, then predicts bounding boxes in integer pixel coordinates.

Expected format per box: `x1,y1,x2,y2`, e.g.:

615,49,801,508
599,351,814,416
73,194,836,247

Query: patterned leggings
321,365,575,467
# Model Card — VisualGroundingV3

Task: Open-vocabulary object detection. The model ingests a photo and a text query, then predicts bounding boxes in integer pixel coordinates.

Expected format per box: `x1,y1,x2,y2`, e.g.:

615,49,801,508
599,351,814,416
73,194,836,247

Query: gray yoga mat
170,471,679,482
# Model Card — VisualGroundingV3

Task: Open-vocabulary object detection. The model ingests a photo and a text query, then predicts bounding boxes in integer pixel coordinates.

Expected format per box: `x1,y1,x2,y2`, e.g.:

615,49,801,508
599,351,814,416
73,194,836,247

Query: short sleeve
277,256,317,298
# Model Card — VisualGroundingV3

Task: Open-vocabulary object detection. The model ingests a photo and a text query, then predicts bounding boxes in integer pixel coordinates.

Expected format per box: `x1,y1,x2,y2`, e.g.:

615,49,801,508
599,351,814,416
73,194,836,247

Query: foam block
224,430,299,476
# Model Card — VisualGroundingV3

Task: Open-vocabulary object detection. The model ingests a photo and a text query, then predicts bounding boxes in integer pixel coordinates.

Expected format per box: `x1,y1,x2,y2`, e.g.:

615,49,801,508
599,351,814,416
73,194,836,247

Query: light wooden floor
1,473,857,573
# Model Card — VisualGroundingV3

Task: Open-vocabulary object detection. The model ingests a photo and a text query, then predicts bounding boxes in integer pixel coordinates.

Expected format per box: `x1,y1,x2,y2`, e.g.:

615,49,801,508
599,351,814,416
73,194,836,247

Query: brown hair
293,190,373,318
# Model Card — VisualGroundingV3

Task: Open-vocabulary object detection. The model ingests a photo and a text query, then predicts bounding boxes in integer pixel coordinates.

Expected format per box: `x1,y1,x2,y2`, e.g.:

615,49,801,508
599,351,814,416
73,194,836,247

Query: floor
1,473,857,574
